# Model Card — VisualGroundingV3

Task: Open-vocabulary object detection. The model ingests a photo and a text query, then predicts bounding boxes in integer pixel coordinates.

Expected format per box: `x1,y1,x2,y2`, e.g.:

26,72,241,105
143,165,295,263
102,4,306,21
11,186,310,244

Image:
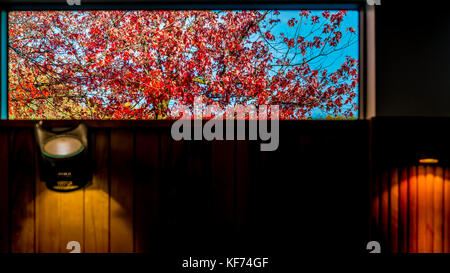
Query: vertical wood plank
380,169,390,248
110,129,134,253
0,131,8,253
84,130,109,253
236,140,249,232
135,131,159,253
35,173,60,253
211,141,235,233
408,166,418,253
59,191,84,253
433,166,444,253
444,168,450,253
159,132,183,253
399,167,408,253
370,168,380,242
175,139,212,250
389,167,399,253
424,166,435,253
418,165,426,252
10,129,35,253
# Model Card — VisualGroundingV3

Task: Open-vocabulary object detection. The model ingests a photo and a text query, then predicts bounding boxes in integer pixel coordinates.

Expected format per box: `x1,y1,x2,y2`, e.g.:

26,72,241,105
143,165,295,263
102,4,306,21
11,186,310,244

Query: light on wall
34,122,91,192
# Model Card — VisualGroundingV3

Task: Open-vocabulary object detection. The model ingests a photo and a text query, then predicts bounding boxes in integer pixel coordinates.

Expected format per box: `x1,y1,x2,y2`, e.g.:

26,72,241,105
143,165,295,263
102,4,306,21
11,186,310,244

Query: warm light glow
419,158,439,164
372,166,450,253
27,188,132,253
43,136,84,158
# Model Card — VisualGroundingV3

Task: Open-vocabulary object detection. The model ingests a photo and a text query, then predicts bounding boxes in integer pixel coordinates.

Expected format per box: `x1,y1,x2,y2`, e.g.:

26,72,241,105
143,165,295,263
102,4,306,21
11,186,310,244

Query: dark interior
1,0,450,270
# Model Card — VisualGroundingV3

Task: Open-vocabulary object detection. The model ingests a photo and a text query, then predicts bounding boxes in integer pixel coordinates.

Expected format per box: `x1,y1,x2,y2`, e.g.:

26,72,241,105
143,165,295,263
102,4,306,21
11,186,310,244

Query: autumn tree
8,10,359,119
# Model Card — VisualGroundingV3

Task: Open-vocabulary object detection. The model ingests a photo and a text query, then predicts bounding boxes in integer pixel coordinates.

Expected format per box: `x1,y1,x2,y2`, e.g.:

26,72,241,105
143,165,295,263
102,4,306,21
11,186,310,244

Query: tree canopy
8,10,359,119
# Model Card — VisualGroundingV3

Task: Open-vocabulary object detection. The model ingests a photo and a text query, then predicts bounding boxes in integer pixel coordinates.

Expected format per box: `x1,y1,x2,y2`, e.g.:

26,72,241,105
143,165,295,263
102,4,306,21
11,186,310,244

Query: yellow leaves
193,77,209,85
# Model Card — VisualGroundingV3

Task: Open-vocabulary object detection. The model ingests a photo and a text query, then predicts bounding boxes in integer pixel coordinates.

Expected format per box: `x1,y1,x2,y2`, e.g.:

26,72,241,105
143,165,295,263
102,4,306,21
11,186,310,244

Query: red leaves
300,10,311,17
264,31,275,41
311,16,320,24
283,37,295,48
323,24,332,34
287,18,297,27
8,9,358,120
330,11,347,27
269,19,280,24
346,27,356,34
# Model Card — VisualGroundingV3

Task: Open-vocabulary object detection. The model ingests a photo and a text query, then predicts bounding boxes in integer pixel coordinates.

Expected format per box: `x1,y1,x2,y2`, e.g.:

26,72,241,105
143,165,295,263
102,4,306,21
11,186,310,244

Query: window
4,7,359,120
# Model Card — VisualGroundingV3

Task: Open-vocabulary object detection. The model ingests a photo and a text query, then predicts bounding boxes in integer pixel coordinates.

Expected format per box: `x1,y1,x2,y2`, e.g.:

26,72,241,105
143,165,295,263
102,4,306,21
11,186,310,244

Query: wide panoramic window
7,9,359,120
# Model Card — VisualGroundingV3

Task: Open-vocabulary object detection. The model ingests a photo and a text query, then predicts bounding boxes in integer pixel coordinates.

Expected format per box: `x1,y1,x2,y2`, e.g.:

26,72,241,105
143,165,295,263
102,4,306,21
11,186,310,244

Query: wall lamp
417,153,440,165
34,122,91,192
418,158,439,164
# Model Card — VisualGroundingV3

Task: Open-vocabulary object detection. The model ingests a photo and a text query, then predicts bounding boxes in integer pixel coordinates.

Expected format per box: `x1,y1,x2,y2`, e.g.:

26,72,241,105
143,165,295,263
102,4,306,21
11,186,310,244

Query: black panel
376,1,450,117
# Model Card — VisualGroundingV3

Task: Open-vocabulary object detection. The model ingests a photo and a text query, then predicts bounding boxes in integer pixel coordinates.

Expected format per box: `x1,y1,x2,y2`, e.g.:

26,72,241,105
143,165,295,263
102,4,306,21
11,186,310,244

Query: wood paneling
35,171,60,253
134,131,159,253
433,166,444,252
59,189,84,252
110,129,134,253
0,131,8,253
399,167,408,253
424,165,434,253
0,121,369,253
445,168,450,252
236,140,249,232
417,165,425,252
372,166,450,253
157,131,182,253
211,140,235,232
408,166,418,253
10,129,35,253
84,129,109,253
389,168,399,253
380,170,389,247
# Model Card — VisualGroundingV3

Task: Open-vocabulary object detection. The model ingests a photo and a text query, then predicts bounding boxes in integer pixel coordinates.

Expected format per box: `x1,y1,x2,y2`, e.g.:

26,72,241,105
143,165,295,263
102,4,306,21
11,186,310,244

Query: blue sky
258,10,359,118
273,10,359,73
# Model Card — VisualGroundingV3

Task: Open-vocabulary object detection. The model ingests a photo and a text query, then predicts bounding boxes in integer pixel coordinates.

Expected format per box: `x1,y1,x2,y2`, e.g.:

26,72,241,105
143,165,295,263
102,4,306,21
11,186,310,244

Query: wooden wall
371,166,450,253
0,121,369,254
370,118,450,253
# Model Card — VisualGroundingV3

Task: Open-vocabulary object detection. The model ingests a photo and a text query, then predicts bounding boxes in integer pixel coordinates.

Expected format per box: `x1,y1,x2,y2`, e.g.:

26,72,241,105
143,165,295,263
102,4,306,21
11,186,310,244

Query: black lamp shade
35,122,91,192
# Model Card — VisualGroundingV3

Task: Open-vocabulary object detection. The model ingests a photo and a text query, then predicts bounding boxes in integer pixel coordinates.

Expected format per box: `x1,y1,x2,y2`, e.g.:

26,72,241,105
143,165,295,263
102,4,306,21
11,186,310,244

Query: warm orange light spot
419,158,439,164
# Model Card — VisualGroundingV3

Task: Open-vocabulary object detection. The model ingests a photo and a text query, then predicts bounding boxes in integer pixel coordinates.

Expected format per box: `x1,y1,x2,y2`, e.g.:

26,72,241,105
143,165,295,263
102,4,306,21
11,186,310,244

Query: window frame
0,1,370,120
